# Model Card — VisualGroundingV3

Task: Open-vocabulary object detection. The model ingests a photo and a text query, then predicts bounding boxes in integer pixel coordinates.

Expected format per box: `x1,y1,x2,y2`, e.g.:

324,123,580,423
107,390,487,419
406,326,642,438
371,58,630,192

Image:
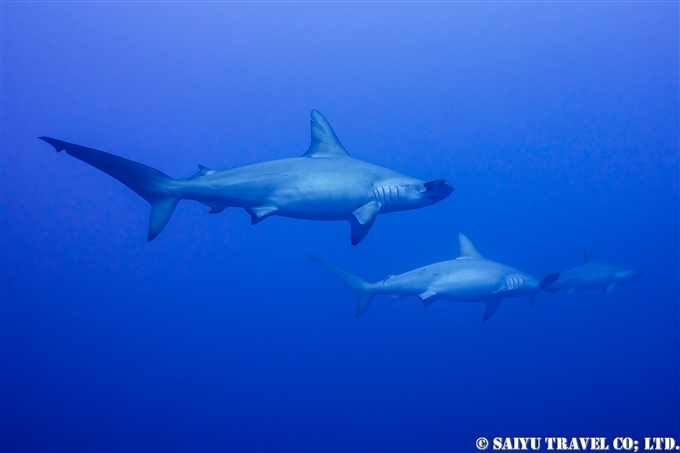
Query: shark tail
305,253,375,317
540,273,560,289
531,273,560,306
40,137,180,241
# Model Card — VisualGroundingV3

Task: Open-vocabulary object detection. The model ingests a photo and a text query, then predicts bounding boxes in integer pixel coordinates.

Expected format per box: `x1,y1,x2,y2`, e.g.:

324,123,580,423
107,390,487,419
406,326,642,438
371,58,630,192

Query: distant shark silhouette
545,247,643,294
307,233,559,320
40,110,453,244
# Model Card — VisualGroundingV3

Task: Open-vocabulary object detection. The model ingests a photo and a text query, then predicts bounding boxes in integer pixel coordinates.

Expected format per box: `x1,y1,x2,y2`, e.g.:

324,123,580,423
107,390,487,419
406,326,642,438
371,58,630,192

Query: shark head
373,178,454,214
614,269,644,283
501,271,544,294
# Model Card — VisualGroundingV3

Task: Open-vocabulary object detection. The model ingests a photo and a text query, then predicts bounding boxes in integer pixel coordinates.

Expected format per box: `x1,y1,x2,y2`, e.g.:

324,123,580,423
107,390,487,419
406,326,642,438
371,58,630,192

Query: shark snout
424,179,454,202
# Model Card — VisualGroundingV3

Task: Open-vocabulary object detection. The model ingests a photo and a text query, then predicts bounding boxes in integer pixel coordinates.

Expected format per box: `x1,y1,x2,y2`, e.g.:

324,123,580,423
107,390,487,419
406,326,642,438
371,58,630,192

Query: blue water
2,3,678,451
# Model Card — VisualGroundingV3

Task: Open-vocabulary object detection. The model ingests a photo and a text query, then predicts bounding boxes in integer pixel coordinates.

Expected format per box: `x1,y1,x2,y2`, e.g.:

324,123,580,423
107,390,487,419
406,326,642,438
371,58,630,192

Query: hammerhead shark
545,247,643,294
307,233,559,320
40,110,453,244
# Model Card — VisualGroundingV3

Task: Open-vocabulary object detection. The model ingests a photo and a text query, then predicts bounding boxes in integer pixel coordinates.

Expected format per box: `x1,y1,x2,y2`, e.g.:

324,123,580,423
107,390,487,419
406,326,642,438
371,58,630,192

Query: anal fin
246,206,278,225
208,206,226,214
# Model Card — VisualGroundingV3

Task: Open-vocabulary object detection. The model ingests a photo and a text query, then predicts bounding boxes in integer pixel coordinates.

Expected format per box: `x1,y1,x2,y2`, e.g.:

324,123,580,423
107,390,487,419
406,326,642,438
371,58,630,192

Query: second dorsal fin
189,165,215,180
301,110,349,157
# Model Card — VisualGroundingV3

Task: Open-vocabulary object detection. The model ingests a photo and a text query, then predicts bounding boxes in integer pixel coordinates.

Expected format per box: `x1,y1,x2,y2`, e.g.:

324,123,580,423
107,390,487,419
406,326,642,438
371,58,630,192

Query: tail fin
305,253,375,316
540,273,560,289
40,137,179,241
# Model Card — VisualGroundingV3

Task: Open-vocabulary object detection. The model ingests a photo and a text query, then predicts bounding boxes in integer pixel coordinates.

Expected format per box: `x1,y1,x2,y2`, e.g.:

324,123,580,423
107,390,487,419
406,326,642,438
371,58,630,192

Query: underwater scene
2,2,678,452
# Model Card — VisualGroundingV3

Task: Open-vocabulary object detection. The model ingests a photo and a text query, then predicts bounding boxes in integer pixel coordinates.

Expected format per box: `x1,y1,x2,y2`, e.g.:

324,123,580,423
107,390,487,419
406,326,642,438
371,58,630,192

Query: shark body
546,247,643,294
307,233,559,320
40,110,453,244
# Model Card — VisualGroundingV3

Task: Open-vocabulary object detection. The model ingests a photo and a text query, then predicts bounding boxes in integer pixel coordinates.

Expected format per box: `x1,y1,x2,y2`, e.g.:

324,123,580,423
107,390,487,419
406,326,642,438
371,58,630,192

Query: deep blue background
2,3,678,451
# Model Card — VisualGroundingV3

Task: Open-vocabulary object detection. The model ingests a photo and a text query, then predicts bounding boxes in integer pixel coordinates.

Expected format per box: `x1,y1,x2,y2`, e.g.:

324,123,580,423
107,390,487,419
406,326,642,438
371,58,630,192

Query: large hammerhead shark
40,110,453,244
307,233,559,320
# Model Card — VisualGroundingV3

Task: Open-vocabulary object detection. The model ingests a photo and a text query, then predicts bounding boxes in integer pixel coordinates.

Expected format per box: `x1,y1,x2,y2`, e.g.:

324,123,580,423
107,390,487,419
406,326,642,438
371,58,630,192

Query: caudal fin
40,137,179,241
540,273,560,289
533,273,560,305
305,253,375,316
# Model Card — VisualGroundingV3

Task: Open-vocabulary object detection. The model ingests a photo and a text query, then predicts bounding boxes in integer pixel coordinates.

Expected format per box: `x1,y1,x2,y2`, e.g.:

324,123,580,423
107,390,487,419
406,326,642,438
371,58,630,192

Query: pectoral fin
483,300,502,321
605,282,617,294
491,286,508,295
419,290,437,308
390,295,403,301
246,206,278,225
352,201,381,225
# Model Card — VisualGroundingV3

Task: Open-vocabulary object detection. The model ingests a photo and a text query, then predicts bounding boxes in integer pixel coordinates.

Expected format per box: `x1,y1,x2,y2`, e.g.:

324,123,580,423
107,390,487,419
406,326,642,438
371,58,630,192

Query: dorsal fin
584,247,599,263
301,110,349,157
457,233,485,259
188,165,215,180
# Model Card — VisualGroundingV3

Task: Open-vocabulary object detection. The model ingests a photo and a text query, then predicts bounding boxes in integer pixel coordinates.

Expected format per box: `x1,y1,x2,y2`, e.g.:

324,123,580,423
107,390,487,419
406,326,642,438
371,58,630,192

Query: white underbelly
271,192,367,220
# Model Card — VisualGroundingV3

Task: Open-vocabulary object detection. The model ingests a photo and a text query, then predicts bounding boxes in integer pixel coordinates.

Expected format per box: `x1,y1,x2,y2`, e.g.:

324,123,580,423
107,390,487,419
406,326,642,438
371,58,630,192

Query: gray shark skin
307,233,559,320
39,110,453,244
546,247,643,294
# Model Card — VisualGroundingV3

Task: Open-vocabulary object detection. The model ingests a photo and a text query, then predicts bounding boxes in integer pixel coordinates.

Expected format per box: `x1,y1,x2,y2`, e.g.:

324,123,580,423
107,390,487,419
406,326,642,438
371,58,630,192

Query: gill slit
373,186,399,205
